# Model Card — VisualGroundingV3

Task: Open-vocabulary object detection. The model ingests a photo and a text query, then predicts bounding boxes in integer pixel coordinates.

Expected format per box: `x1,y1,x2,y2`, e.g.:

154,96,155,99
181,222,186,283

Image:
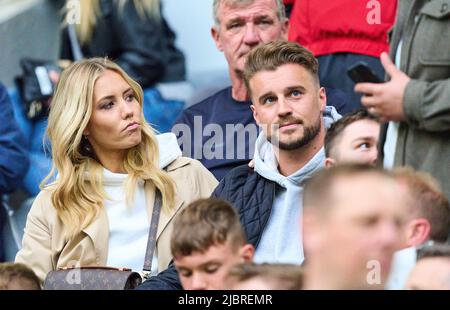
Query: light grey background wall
0,0,228,89
0,0,64,87
163,0,229,87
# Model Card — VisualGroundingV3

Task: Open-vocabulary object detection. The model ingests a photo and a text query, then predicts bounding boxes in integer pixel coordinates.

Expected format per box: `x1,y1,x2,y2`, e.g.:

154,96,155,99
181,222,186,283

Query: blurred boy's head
171,198,254,290
229,263,303,290
0,263,41,290
406,242,450,290
392,168,450,248
303,164,407,289
325,109,380,167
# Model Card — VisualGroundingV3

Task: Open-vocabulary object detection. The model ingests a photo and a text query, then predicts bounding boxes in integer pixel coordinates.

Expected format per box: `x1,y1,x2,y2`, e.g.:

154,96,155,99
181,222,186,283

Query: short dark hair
393,168,450,242
229,263,303,289
303,163,393,212
171,198,247,258
325,109,378,158
416,242,450,261
0,263,41,290
243,41,319,96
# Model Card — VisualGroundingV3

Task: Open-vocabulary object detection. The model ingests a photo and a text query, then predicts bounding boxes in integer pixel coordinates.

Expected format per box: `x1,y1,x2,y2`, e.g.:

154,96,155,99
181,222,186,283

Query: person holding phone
285,0,397,112
354,0,450,200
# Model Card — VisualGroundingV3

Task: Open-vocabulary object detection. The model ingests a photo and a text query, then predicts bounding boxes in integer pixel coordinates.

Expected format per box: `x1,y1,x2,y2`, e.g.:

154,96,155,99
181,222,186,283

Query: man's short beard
269,115,322,151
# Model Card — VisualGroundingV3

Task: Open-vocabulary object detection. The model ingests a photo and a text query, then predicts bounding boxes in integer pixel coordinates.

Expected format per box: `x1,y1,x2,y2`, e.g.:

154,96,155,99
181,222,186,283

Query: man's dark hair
325,109,378,158
243,40,319,95
171,198,246,258
0,263,41,290
416,242,450,261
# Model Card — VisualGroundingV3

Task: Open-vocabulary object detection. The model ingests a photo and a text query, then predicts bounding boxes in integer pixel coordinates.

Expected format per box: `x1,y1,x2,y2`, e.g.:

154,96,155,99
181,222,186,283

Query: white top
385,247,417,290
384,15,421,169
103,169,158,275
383,40,402,169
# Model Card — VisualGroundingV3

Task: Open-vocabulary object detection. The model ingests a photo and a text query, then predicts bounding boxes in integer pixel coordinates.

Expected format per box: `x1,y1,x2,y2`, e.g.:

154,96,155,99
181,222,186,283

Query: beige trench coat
15,157,218,282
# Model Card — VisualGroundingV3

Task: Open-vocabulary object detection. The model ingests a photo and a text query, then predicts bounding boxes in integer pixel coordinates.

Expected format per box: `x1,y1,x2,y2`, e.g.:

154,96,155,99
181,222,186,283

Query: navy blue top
173,87,257,181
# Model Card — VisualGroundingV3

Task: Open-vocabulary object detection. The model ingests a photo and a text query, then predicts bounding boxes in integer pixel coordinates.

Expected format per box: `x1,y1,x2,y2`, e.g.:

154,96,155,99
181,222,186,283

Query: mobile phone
347,61,382,84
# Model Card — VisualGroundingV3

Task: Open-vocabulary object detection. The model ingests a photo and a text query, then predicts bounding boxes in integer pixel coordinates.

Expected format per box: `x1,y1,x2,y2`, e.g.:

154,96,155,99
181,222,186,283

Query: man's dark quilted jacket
136,164,277,290
211,165,276,247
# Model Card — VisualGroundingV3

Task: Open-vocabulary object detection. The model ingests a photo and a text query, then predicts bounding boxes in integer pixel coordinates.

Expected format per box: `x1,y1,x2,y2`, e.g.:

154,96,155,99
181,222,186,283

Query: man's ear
325,157,336,168
251,104,260,125
239,244,255,262
211,26,223,51
318,86,327,111
405,218,431,247
281,19,289,40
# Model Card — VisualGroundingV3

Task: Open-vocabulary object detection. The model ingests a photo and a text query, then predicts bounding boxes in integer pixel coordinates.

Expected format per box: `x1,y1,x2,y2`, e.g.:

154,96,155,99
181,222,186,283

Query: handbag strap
142,189,163,277
67,23,84,61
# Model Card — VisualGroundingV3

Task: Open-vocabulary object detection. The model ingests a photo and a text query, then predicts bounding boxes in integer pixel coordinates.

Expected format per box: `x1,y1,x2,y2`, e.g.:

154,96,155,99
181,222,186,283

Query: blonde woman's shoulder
166,156,218,197
28,184,59,219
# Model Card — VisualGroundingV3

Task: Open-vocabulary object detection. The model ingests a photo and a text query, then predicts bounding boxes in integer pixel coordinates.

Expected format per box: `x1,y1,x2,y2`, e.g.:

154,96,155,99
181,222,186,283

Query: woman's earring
82,135,91,153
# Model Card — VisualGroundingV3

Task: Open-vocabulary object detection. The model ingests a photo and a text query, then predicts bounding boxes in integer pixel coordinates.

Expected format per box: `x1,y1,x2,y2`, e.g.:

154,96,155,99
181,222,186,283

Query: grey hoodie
156,132,183,169
253,106,340,265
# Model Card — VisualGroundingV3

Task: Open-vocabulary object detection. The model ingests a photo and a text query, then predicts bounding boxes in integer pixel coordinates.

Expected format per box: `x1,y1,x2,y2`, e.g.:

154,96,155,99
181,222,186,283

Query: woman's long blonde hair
70,0,161,45
43,57,175,237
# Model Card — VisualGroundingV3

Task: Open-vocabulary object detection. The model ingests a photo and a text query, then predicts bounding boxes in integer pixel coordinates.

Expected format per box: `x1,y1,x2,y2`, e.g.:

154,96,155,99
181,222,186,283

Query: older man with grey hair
172,0,288,182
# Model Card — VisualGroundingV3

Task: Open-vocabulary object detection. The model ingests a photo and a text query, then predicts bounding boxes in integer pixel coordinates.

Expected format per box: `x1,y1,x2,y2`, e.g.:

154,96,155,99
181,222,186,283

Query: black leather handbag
43,191,162,290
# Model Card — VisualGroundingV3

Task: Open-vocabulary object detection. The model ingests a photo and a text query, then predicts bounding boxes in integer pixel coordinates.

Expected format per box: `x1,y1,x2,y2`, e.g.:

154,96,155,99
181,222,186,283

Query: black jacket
136,165,277,290
211,165,276,246
60,0,185,88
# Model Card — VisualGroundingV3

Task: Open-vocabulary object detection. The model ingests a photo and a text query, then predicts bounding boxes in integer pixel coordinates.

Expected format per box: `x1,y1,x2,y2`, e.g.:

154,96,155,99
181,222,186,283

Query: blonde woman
15,58,218,282
61,0,186,88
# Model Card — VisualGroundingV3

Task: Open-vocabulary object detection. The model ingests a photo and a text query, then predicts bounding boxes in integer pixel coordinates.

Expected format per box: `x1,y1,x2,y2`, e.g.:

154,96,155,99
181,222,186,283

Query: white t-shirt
383,40,402,169
384,15,421,169
385,247,417,290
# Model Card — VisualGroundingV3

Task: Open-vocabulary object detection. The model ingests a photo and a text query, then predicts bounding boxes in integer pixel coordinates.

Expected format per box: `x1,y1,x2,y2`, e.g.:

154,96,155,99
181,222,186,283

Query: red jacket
285,0,397,57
